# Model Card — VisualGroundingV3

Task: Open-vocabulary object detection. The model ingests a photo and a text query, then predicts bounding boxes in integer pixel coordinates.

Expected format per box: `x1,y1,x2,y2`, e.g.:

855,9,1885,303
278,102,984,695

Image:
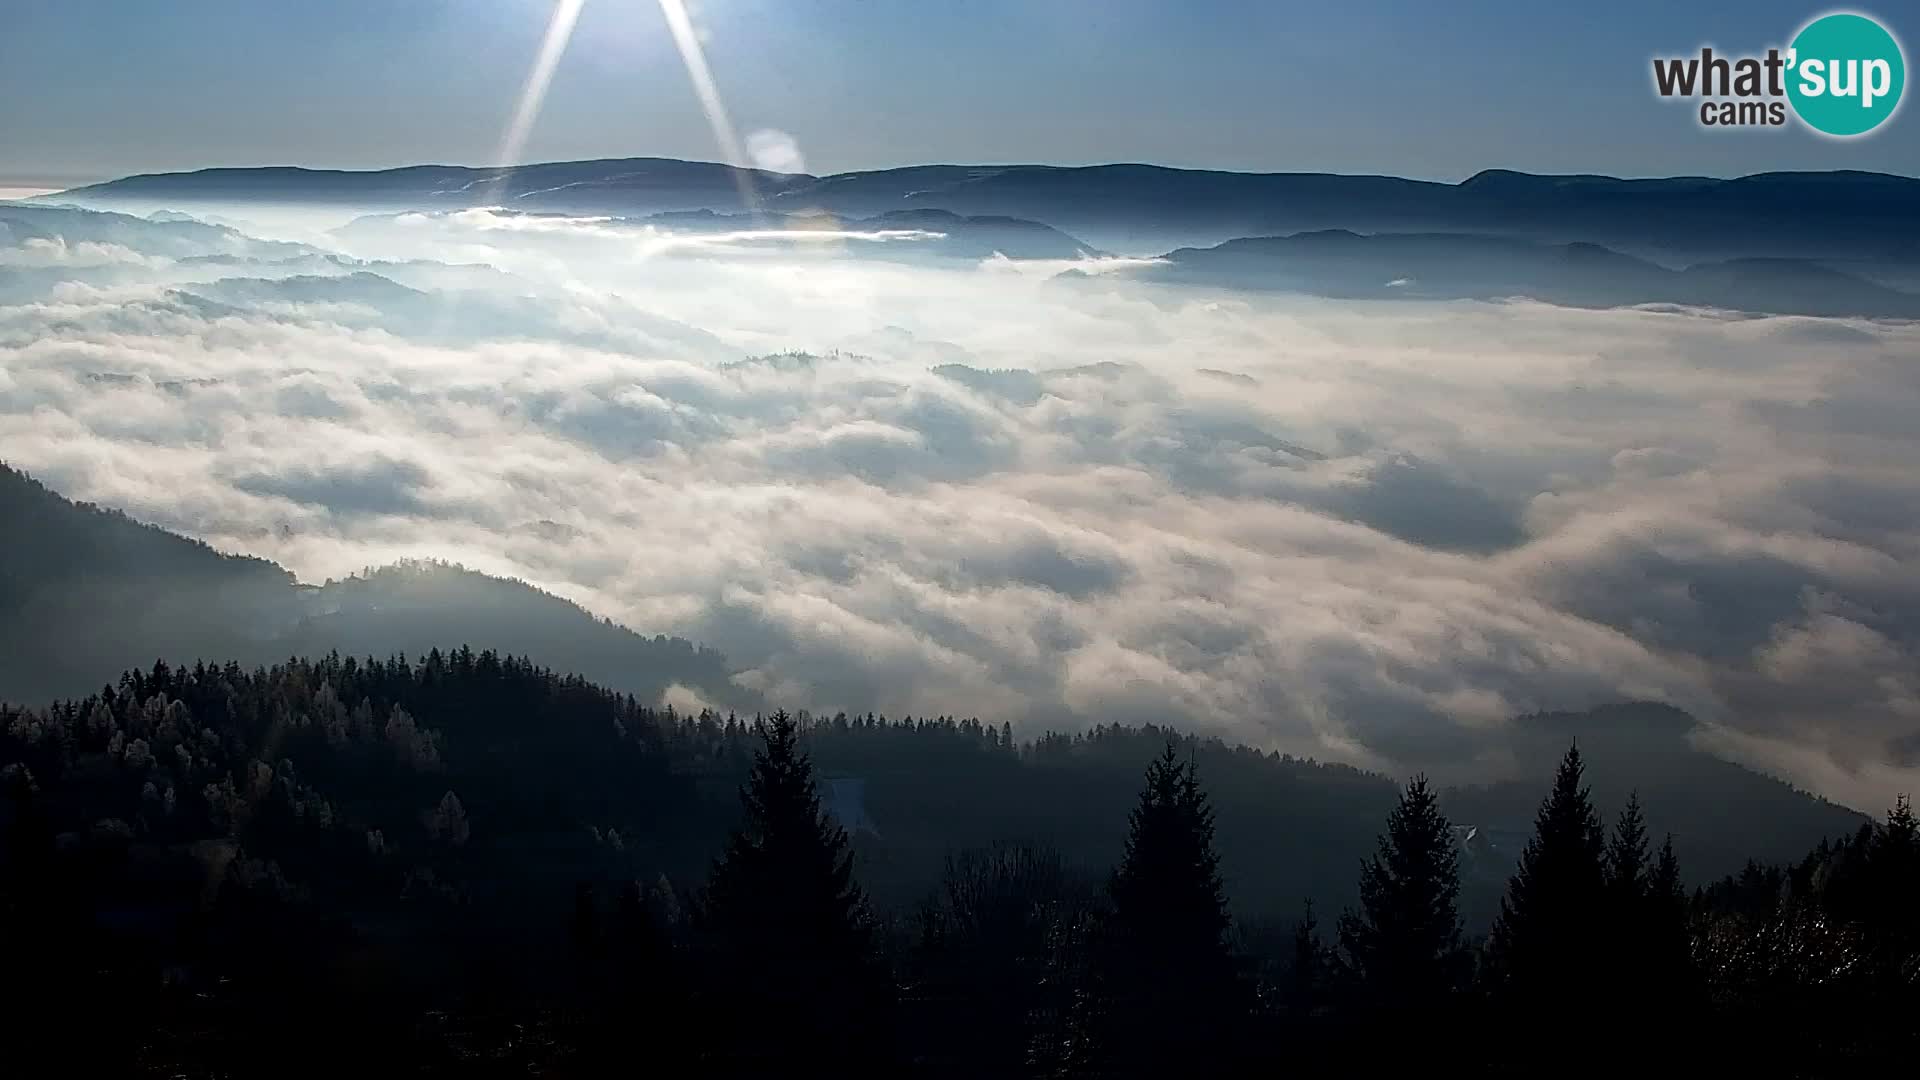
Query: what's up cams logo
1652,11,1905,136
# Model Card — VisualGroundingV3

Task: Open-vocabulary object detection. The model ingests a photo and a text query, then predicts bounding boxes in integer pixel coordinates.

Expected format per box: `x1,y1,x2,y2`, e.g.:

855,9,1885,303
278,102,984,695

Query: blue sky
2,0,1914,185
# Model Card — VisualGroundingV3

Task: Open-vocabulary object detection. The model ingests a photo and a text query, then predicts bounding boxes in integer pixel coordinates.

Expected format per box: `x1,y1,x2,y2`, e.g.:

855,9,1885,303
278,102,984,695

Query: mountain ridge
1136,229,1920,318
0,463,743,711
57,159,1920,193
47,157,1920,260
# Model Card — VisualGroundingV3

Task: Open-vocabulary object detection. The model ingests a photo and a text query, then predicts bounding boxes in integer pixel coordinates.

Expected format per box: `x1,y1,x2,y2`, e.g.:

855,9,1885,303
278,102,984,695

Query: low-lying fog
4,198,1917,809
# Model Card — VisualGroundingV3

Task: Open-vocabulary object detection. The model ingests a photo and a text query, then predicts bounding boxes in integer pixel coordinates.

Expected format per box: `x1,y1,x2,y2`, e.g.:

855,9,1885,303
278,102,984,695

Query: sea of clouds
2,200,1916,809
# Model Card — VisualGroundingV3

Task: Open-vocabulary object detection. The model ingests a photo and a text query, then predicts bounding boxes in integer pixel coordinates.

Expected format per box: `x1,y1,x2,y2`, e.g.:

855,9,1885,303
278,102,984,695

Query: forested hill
0,476,1890,1066
0,464,739,709
0,651,1395,930
0,463,291,598
0,464,294,704
1,653,1908,1073
0,652,1864,934
0,462,1866,908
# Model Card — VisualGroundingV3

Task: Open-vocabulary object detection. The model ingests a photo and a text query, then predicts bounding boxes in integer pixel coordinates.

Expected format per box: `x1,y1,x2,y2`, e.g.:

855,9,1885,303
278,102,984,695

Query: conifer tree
1082,743,1247,1076
1604,793,1649,902
1867,797,1916,923
1630,833,1703,1061
699,710,886,1068
1647,835,1691,966
1485,742,1606,1019
1859,796,1919,968
1649,835,1682,907
1338,775,1470,1013
1266,899,1337,1071
1599,793,1688,1034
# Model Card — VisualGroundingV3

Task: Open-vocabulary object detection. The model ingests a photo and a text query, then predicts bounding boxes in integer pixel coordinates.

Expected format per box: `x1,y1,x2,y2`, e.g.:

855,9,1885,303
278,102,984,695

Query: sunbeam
483,0,588,205
657,0,760,213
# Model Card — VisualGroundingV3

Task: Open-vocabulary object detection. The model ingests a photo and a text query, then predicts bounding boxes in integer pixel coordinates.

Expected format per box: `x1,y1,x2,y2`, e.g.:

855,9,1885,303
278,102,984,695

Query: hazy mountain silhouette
0,464,743,709
0,200,311,259
52,159,1920,260
51,158,814,210
1139,231,1920,318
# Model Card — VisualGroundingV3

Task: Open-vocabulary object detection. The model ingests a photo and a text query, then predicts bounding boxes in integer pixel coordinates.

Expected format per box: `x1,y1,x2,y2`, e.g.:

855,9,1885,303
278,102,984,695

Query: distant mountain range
49,157,1920,261
1136,230,1920,318
39,157,1920,319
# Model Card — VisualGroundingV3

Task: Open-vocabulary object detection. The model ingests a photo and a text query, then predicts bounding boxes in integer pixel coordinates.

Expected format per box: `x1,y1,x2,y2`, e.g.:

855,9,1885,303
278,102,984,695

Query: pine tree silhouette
1866,796,1917,948
1290,899,1327,1015
1079,742,1248,1076
1646,834,1693,990
699,710,887,1070
1597,792,1697,1059
1604,793,1649,902
1337,775,1470,1016
1485,742,1606,1045
1650,834,1682,908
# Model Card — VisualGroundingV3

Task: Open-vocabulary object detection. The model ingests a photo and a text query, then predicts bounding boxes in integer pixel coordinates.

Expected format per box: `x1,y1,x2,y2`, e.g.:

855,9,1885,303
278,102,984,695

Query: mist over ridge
13,0,1920,1065
6,161,1919,814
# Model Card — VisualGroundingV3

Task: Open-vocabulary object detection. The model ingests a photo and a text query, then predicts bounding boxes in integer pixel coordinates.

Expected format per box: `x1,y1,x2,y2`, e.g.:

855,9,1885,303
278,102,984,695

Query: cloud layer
4,203,1917,809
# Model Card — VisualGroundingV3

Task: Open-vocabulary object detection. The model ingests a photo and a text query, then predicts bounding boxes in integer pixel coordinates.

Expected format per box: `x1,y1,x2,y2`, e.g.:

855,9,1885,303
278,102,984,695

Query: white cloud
3,203,1918,809
0,234,166,268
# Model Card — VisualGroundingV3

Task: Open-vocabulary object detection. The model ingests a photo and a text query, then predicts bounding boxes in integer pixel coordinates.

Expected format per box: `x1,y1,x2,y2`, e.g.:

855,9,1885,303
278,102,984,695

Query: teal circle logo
1787,13,1906,136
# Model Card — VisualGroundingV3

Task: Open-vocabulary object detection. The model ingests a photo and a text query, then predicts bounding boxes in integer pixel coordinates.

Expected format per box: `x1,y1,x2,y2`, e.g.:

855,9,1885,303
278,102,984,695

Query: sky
3,0,1916,187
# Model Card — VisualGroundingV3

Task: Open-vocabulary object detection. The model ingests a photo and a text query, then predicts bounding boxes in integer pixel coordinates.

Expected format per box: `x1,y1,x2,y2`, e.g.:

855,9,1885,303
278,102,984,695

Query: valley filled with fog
3,196,1917,811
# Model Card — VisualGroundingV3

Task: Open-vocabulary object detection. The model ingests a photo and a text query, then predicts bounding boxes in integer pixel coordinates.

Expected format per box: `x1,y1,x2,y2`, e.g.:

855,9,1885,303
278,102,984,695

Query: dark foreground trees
1479,751,1701,1070
1600,795,1695,1030
696,709,891,1073
903,845,1096,1076
1692,794,1920,1072
4,653,1918,1072
1057,743,1251,1076
1483,741,1608,1038
1337,775,1471,1028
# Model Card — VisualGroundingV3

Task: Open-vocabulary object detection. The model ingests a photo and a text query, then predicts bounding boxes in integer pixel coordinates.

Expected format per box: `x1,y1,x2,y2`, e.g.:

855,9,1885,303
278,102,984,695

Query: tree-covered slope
0,464,741,709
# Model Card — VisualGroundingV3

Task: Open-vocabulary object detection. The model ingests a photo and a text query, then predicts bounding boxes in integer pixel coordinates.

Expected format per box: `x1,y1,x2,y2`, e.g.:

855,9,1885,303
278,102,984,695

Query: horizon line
25,155,1920,193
